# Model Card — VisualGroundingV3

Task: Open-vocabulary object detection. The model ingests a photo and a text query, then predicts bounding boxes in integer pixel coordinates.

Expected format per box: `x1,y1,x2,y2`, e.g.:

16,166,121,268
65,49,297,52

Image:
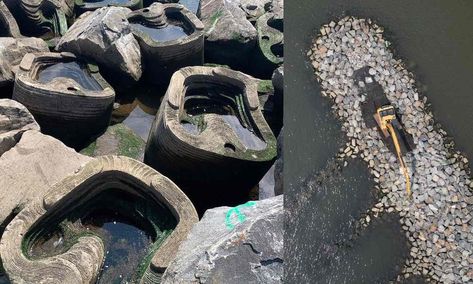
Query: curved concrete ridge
156,66,276,162
13,51,116,148
0,155,199,283
256,12,284,65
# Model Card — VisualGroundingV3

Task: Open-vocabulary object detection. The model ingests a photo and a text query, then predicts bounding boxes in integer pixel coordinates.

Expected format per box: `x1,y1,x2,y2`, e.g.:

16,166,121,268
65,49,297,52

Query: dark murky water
29,210,155,283
182,85,267,150
131,22,189,42
83,210,155,284
37,62,103,91
111,84,162,142
26,189,175,283
286,0,473,282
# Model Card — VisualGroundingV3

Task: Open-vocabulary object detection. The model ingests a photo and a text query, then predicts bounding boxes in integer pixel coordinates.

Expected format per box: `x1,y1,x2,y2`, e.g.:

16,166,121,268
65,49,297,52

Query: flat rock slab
0,37,49,87
162,195,284,283
80,123,145,161
0,99,39,156
0,130,91,226
57,7,142,82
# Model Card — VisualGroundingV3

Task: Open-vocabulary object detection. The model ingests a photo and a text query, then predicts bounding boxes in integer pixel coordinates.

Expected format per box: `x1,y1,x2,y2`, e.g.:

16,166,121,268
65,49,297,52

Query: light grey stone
57,7,142,81
0,99,39,156
162,195,283,283
0,130,91,225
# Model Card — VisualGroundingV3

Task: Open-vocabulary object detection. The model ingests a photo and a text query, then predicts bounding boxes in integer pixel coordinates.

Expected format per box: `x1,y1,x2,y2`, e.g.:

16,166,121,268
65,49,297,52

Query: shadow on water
286,0,473,282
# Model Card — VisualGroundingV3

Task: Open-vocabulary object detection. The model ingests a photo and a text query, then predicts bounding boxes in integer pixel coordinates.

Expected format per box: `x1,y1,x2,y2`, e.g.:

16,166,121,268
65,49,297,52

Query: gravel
309,16,473,283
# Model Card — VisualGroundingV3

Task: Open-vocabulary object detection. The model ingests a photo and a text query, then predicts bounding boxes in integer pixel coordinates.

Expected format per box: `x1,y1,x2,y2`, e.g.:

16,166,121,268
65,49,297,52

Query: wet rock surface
57,7,142,82
0,37,48,87
162,195,283,283
309,16,473,283
0,99,39,156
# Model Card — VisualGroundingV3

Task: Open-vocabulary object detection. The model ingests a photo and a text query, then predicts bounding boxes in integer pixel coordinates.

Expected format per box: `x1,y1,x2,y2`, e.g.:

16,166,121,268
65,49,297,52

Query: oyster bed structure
145,66,277,212
128,3,204,87
0,155,199,283
309,16,473,282
0,1,21,37
75,0,143,15
13,52,115,149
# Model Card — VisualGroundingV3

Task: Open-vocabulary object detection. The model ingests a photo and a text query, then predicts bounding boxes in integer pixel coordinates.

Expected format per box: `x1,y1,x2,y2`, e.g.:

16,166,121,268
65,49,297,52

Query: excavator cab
376,105,396,134
375,104,412,198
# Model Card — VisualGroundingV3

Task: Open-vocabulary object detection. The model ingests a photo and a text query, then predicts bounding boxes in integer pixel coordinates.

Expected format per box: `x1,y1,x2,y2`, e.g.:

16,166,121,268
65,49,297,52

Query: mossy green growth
258,80,274,94
114,124,145,159
80,141,97,156
210,9,223,26
80,124,145,160
231,32,246,42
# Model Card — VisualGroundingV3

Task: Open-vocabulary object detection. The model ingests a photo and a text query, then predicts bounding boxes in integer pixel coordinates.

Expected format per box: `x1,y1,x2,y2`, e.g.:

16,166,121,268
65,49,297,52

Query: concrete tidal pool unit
12,52,115,149
145,66,277,213
128,2,204,87
3,0,68,46
0,155,199,283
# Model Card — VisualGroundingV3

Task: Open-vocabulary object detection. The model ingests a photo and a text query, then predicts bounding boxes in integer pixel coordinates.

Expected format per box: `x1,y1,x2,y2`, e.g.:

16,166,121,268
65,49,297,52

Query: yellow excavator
375,105,412,197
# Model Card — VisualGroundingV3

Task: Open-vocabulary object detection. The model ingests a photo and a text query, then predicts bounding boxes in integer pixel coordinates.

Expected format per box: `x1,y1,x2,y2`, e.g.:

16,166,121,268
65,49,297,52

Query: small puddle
37,62,102,91
182,84,267,150
131,22,190,42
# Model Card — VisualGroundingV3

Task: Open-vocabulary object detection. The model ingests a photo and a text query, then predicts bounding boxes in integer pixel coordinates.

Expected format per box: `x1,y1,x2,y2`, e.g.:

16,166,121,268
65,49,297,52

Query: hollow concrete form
7,0,68,46
0,1,21,37
75,0,143,15
253,12,284,78
12,52,115,149
145,66,277,212
128,3,204,87
0,155,199,284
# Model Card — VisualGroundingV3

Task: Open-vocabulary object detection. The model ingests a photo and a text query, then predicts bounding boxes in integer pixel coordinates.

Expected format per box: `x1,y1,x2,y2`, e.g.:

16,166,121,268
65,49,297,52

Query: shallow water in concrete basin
131,23,189,42
182,87,267,151
83,210,154,284
37,62,103,91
